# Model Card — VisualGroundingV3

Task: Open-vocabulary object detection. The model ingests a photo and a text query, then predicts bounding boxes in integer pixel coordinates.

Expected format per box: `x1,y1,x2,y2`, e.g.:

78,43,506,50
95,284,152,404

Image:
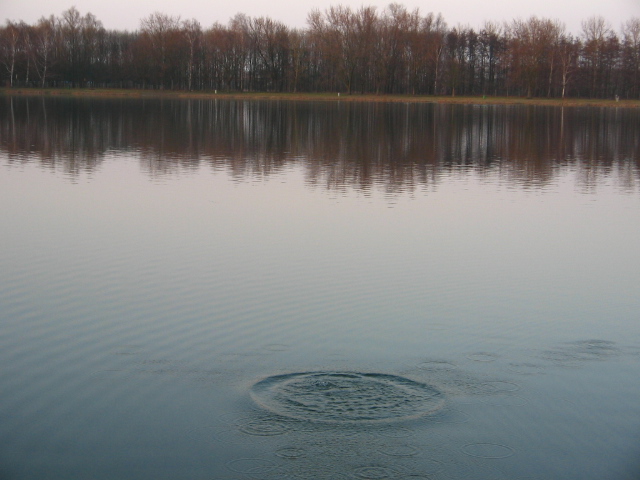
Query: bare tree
558,34,579,98
182,19,202,90
0,6,634,97
478,21,504,95
545,21,565,97
140,12,181,89
308,5,378,94
581,16,612,97
324,5,360,94
60,7,83,86
424,13,447,95
0,21,21,86
243,16,290,91
29,16,58,87
206,18,249,91
621,18,640,98
506,17,562,98
80,12,105,86
287,28,308,92
374,4,420,94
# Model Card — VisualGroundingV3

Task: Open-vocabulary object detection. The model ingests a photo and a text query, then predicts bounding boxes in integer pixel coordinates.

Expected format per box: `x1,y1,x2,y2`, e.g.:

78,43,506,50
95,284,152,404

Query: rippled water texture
251,372,445,423
1,97,640,480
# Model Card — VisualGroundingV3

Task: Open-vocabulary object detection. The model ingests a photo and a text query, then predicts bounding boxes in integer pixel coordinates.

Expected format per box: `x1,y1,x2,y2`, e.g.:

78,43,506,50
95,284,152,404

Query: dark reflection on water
1,96,639,191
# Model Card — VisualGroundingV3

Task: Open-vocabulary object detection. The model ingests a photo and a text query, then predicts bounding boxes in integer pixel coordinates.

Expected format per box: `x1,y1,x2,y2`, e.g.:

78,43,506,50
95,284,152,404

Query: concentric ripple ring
250,372,445,423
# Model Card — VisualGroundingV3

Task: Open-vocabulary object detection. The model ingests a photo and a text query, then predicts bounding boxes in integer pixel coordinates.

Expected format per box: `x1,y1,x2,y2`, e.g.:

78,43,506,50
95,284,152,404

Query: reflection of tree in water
0,96,109,178
1,96,639,191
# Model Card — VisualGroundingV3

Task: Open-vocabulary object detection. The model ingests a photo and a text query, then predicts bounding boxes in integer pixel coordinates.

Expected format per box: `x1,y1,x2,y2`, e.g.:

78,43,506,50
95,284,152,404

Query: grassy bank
2,87,639,108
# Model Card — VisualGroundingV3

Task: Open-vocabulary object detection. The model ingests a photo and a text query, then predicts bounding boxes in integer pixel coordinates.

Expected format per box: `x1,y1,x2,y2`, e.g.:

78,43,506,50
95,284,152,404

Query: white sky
2,0,639,35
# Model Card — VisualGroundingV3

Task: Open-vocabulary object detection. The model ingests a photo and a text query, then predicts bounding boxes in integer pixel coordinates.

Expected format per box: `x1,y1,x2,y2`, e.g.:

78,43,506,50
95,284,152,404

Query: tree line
1,5,639,98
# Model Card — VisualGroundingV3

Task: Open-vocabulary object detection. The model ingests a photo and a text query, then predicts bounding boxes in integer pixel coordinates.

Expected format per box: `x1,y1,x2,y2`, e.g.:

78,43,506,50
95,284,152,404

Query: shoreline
2,88,639,108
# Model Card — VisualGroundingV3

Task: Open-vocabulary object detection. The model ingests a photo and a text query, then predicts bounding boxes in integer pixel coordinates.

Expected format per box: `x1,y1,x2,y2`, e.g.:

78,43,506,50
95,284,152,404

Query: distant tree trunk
0,22,20,86
434,44,443,94
547,55,554,97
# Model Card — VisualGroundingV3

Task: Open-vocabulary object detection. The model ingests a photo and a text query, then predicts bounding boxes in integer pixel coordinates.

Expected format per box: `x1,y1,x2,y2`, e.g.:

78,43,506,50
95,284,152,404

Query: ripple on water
375,426,415,438
467,352,501,363
540,339,620,367
319,439,370,457
237,419,291,436
259,469,350,480
226,457,278,475
352,465,400,479
506,363,545,375
263,343,290,352
250,372,445,423
378,444,421,457
416,360,458,372
428,407,471,424
479,394,528,407
478,381,521,394
275,446,307,459
461,442,515,459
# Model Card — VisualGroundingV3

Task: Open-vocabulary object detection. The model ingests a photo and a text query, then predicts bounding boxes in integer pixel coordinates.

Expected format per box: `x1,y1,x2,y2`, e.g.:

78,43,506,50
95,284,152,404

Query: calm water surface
1,97,640,479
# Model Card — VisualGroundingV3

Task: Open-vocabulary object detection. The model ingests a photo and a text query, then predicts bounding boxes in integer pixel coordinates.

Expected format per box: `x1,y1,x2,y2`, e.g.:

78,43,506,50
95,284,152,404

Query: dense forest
1,5,639,98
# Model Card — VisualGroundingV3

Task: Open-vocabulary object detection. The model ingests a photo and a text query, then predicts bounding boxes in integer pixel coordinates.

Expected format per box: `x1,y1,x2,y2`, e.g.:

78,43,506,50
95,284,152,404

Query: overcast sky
2,0,639,35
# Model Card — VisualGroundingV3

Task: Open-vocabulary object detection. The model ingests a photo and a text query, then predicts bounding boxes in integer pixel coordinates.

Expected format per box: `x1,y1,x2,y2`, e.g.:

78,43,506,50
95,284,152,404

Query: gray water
1,97,639,480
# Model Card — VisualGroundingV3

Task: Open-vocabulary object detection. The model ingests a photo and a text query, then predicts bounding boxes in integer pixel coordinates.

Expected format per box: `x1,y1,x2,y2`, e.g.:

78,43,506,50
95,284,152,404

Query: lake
1,96,639,480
